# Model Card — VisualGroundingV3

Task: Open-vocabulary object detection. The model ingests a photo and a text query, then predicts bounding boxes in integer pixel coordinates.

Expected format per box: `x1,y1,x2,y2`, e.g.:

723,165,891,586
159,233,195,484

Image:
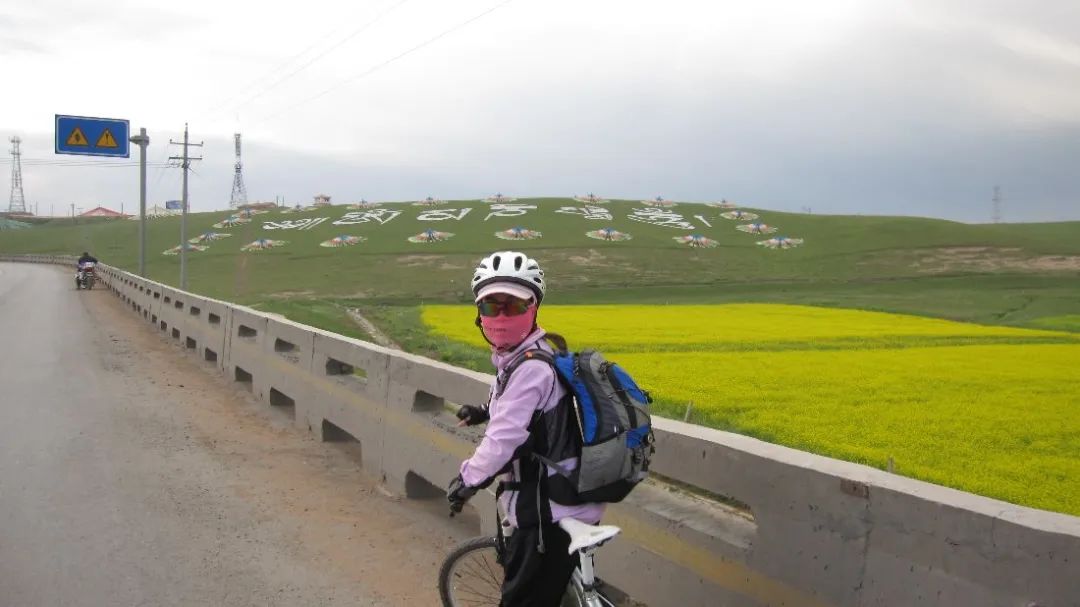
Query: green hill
2,198,1077,330
7,198,1079,513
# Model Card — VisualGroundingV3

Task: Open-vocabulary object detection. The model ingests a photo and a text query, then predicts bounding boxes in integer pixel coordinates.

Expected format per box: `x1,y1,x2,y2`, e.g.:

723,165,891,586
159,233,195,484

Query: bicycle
439,506,621,607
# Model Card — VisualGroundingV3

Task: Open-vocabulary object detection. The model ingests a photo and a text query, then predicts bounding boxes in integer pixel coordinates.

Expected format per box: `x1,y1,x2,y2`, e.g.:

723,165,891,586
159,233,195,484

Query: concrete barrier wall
4,255,1079,607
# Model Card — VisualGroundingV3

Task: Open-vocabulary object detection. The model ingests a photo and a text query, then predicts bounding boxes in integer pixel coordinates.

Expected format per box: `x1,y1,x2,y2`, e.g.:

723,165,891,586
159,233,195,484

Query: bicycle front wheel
439,536,503,607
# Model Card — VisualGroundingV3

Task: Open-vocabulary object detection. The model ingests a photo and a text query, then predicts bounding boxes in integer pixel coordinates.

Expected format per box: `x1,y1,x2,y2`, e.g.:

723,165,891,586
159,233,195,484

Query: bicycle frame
571,546,614,607
441,500,620,607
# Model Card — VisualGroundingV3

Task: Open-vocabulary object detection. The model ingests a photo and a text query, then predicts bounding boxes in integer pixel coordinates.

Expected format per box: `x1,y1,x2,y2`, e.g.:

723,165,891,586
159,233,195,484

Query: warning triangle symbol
96,129,119,148
66,127,89,147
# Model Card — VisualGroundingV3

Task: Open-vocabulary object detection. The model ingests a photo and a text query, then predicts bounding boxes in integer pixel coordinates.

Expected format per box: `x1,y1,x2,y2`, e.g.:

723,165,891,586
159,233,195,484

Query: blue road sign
55,115,130,157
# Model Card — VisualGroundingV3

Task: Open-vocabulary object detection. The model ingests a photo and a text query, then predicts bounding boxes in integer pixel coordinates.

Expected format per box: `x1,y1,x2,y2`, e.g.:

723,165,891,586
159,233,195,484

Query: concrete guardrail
3,254,1078,607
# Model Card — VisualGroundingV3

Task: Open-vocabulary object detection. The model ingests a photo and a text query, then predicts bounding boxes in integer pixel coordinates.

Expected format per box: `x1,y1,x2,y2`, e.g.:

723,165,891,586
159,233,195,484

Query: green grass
250,299,373,343
1027,315,1080,333
5,199,1080,513
2,201,1078,327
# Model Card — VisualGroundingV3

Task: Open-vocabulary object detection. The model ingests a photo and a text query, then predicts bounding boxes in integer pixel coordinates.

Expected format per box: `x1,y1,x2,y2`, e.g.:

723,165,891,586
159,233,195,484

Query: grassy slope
2,200,1078,326
6,201,1080,512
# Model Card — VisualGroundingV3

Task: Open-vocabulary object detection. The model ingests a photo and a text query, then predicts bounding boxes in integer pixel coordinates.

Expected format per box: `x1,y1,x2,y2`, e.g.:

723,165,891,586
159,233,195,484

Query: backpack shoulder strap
496,348,556,398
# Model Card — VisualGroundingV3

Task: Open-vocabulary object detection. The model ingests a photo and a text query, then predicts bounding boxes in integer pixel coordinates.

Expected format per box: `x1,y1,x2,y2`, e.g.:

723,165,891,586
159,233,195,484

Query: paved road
0,263,475,606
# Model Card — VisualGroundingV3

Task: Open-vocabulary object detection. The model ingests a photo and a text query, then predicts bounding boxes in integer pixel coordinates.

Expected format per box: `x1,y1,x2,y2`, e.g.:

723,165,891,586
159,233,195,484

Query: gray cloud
3,1,1079,222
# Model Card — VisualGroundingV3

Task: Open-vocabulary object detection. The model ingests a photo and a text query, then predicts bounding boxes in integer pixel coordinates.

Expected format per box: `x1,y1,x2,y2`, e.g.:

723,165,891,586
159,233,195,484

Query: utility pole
130,128,150,276
992,186,1002,224
169,124,203,291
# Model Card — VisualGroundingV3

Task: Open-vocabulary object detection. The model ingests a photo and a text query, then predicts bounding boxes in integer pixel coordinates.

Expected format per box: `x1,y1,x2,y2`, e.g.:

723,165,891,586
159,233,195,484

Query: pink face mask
480,304,538,351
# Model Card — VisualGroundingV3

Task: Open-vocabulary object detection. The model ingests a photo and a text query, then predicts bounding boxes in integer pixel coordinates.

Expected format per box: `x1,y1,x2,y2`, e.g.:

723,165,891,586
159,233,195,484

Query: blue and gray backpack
501,335,655,504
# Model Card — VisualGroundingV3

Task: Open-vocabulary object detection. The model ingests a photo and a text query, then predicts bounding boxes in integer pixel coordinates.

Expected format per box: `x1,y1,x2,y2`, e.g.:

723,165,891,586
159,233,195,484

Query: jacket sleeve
460,360,554,487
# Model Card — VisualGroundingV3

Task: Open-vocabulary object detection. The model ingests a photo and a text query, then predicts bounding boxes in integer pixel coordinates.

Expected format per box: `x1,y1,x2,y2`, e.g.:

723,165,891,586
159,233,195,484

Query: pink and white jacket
460,328,605,528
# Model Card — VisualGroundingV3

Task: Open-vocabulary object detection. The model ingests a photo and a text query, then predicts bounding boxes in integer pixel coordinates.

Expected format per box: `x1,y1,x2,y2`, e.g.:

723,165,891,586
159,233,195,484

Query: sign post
129,128,150,277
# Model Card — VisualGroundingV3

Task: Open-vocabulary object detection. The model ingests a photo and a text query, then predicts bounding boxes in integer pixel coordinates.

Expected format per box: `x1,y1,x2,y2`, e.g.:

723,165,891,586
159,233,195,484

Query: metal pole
180,123,189,290
129,128,150,277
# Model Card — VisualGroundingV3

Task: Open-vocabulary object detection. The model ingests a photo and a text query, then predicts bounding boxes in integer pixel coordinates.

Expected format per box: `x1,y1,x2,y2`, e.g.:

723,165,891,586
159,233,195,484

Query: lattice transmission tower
229,132,248,208
8,136,27,214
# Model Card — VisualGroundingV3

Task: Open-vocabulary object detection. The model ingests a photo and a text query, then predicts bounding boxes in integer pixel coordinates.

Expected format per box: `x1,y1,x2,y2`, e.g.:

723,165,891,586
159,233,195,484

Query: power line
199,2,398,118
3,161,173,168
206,0,410,119
252,0,516,125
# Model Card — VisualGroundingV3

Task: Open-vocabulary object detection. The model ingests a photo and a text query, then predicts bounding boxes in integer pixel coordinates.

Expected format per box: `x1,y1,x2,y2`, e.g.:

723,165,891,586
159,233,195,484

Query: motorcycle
76,262,97,290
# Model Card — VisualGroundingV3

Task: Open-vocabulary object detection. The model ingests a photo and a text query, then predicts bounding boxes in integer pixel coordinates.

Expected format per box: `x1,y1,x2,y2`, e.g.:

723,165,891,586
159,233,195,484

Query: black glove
447,474,479,513
456,404,490,426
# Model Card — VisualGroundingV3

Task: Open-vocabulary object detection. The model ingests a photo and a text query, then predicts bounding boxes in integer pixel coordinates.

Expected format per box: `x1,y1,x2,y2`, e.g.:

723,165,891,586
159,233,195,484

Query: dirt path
346,307,401,349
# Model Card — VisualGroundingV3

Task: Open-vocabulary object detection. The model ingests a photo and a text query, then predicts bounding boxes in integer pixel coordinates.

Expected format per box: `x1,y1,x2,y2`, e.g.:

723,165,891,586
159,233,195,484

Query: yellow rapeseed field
421,304,1080,515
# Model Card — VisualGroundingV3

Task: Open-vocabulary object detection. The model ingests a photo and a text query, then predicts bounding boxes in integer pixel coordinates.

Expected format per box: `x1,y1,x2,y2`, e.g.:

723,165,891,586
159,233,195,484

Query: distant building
79,206,128,218
313,194,332,207
128,205,180,219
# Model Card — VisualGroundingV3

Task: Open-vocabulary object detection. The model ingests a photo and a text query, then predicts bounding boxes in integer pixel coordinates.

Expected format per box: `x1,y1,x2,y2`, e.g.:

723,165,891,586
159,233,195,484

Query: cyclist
77,251,98,266
447,251,604,607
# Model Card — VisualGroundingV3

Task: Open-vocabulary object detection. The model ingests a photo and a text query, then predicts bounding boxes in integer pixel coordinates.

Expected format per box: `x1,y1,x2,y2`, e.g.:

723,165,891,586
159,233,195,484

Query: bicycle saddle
558,517,621,554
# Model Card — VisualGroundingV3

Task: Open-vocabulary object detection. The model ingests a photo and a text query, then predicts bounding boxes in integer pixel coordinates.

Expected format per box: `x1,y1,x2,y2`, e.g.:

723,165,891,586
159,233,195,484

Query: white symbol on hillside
320,235,366,248
408,230,454,243
737,223,777,234
263,217,329,231
641,196,675,208
417,208,472,221
241,239,288,251
485,204,537,221
189,232,232,243
495,227,542,240
213,216,251,228
586,228,632,242
628,208,696,229
573,193,608,204
673,235,718,248
485,193,517,204
556,206,612,220
706,200,738,209
346,199,380,210
757,236,804,249
333,209,402,225
163,243,207,255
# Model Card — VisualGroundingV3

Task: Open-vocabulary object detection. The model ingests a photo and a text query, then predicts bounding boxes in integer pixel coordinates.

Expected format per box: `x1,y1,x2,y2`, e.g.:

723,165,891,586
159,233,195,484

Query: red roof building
79,206,129,218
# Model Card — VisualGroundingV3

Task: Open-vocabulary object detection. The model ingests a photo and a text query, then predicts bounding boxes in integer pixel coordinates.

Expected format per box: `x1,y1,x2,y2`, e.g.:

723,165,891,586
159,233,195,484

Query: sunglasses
477,296,532,317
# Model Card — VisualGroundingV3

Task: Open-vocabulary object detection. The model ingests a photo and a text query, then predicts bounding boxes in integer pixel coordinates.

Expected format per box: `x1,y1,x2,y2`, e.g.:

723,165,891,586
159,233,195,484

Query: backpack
500,335,655,504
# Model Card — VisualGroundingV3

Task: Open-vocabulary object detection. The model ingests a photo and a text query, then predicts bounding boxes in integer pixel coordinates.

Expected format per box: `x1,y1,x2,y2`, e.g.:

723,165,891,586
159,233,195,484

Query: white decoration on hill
485,204,537,221
333,209,402,225
556,206,612,220
417,208,472,221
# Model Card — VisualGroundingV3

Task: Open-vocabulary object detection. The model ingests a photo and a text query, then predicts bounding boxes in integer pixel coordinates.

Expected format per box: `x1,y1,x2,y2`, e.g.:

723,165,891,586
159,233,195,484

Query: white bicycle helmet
471,251,546,303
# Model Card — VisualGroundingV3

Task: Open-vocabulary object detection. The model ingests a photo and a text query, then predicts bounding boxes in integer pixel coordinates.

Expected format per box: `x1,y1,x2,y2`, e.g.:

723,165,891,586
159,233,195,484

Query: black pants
501,523,578,607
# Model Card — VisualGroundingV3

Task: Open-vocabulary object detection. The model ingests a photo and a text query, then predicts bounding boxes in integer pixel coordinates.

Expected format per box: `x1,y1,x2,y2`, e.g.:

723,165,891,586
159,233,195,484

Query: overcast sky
2,0,1078,222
